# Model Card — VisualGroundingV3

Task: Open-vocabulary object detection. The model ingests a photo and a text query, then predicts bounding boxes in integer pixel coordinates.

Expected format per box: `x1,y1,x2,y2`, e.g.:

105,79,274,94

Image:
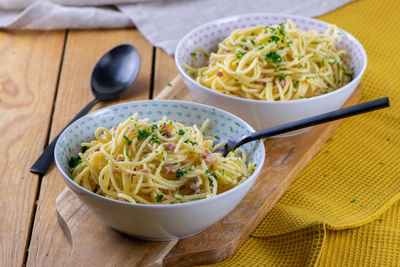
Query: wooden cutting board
56,76,362,266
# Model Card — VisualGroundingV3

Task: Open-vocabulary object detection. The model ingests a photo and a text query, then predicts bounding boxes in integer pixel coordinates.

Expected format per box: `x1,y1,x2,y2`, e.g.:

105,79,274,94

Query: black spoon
214,97,390,156
30,44,140,175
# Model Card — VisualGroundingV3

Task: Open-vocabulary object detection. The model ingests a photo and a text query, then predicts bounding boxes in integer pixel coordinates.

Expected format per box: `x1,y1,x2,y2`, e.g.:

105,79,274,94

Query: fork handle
236,97,390,148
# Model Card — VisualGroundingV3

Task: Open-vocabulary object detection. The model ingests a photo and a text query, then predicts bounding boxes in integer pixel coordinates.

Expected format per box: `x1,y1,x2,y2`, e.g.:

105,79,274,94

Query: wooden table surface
0,28,178,266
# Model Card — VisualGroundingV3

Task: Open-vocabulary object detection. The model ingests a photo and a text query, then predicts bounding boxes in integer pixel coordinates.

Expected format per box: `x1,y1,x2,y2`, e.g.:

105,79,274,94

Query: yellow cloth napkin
204,0,400,265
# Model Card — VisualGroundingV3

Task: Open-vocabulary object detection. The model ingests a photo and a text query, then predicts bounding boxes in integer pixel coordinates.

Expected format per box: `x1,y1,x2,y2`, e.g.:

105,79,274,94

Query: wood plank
0,30,65,266
153,48,178,98
54,75,361,266
26,29,154,267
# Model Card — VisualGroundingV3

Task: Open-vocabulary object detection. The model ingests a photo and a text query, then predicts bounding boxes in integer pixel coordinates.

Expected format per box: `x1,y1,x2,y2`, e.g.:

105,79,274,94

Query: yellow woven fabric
203,0,400,265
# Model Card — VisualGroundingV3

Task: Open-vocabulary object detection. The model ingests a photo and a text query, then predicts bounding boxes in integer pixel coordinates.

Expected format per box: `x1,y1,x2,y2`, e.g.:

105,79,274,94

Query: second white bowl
175,13,367,135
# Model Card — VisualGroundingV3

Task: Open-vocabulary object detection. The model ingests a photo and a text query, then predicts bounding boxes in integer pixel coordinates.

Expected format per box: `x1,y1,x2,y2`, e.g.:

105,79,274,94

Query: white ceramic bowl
175,13,367,135
54,100,265,241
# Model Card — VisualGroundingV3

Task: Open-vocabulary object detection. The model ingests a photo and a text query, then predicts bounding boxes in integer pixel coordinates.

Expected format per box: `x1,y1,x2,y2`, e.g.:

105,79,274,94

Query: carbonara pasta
184,20,354,101
68,114,256,204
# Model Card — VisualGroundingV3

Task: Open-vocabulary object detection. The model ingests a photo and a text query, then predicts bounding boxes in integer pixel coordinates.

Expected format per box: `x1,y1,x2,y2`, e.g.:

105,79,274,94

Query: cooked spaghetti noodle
184,20,354,101
68,114,256,204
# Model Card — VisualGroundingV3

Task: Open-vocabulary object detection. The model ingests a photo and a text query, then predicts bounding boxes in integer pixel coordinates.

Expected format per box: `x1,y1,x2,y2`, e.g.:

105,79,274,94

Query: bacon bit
161,123,169,130
165,130,171,138
280,80,286,87
112,169,117,175
164,142,176,151
163,165,174,174
141,169,151,173
243,46,249,51
202,150,218,166
95,148,100,152
216,71,223,77
195,176,203,186
190,176,203,194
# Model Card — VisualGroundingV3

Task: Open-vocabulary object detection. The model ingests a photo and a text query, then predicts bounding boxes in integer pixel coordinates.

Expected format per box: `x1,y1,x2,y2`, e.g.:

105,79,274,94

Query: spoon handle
236,97,390,148
30,98,100,175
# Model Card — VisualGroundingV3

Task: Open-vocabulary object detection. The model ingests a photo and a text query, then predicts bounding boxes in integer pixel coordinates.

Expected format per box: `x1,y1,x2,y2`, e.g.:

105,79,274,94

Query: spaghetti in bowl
54,100,265,240
175,14,367,133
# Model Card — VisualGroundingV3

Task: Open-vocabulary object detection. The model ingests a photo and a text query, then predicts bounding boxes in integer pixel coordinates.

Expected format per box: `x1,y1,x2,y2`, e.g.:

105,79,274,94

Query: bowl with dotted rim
54,99,265,241
175,13,367,135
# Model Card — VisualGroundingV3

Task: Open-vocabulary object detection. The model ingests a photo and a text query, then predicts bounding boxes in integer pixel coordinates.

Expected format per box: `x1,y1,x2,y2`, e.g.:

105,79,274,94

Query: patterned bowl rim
175,13,367,105
54,99,266,209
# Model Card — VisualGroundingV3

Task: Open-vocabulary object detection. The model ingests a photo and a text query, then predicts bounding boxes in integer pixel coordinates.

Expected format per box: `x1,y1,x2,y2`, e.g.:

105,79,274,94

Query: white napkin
0,0,353,54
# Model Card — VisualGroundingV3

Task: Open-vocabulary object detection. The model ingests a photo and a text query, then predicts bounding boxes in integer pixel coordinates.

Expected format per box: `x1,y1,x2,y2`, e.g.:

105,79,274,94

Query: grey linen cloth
0,0,353,54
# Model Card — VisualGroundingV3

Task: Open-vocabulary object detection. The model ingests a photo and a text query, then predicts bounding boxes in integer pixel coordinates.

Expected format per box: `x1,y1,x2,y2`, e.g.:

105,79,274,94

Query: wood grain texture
56,73,362,266
153,48,178,98
56,190,178,267
26,29,154,267
0,30,65,267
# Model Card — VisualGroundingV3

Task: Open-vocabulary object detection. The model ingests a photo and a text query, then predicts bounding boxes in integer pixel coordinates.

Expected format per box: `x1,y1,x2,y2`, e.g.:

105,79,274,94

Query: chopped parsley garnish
208,178,214,186
156,194,164,202
234,79,239,82
287,40,293,45
265,51,282,63
125,149,131,159
193,178,197,184
167,83,172,87
258,46,264,51
293,80,300,88
250,39,255,45
177,129,185,135
214,135,219,140
123,135,132,145
205,169,210,174
184,139,189,143
350,199,357,203
151,134,160,144
81,146,88,153
241,39,247,42
176,169,186,179
137,129,151,140
211,172,217,179
344,72,354,80
236,51,246,59
190,52,196,57
278,73,287,81
68,156,82,174
250,32,255,36
189,141,197,145
270,35,280,43
150,124,158,132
